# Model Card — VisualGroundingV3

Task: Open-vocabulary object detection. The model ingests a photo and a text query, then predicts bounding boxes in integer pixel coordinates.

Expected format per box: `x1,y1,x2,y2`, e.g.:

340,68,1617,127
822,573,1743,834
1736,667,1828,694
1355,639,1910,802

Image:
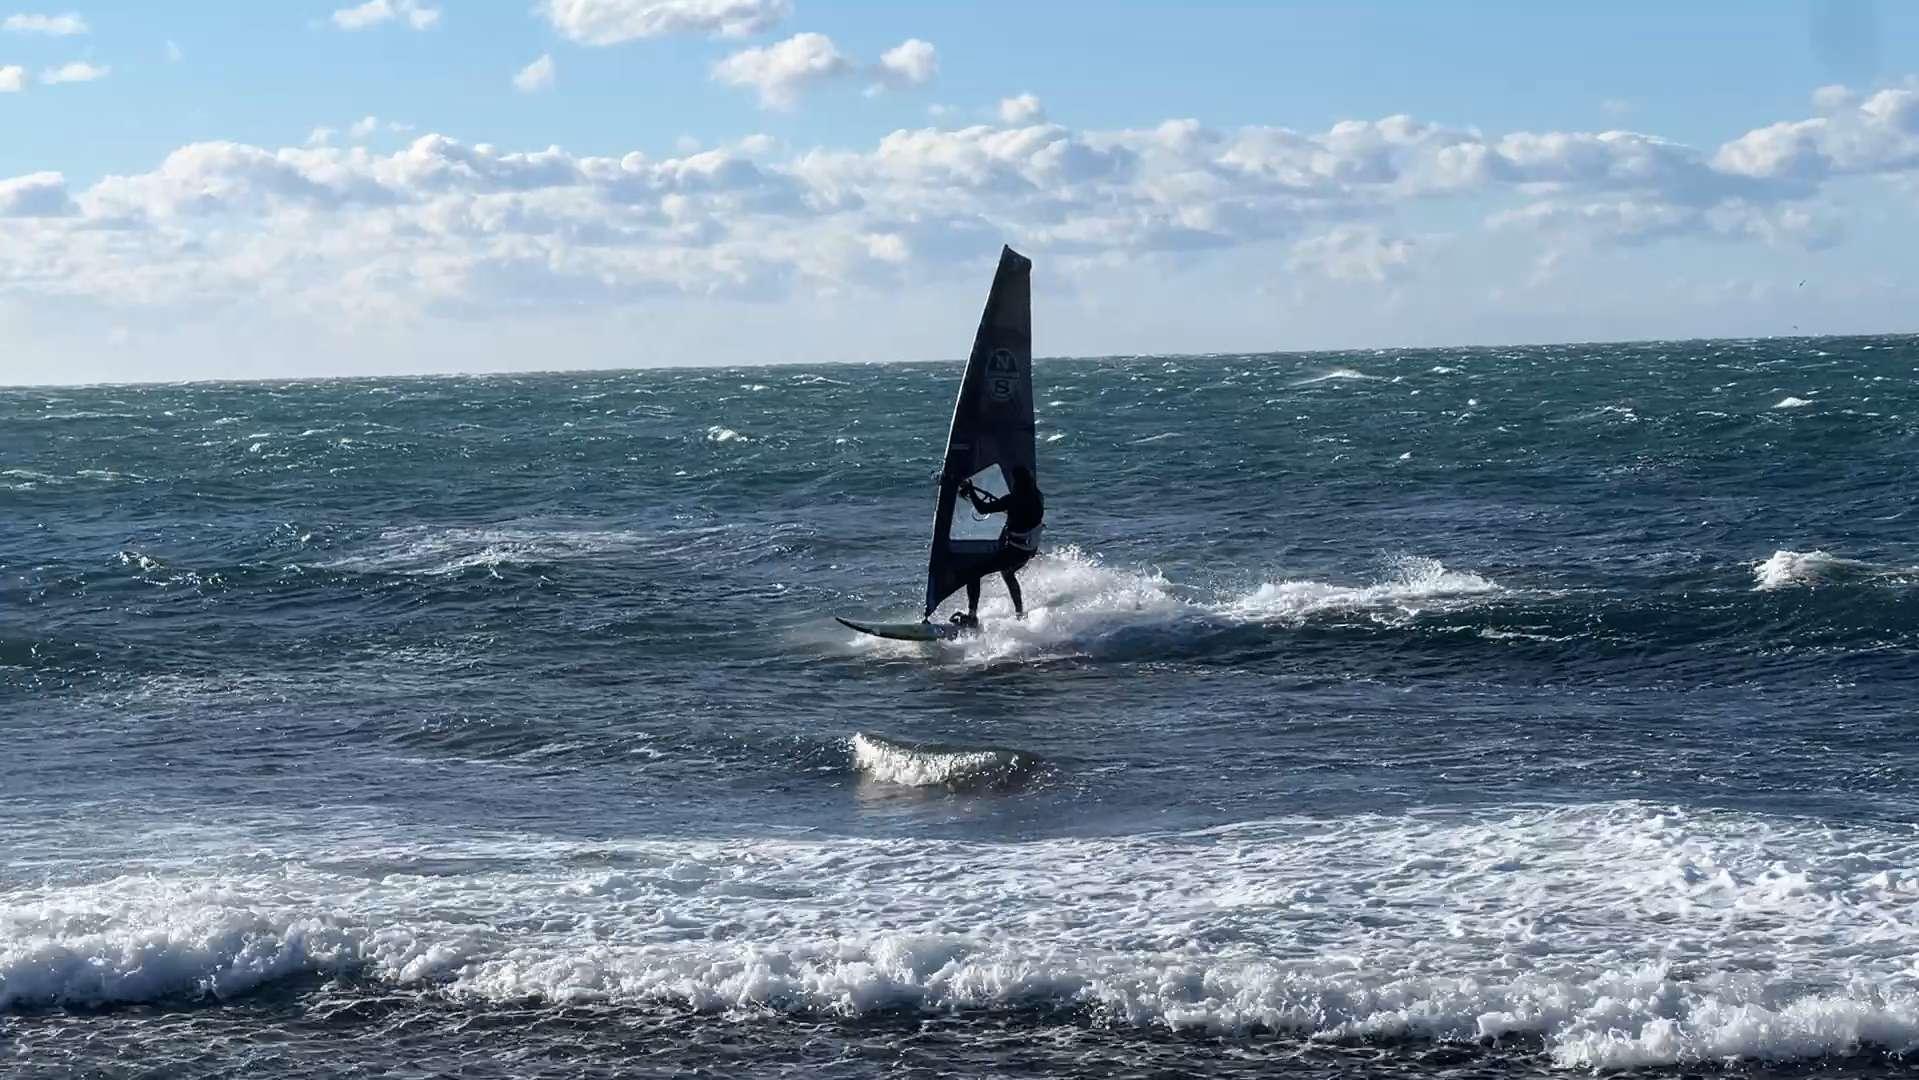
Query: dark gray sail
924,246,1035,618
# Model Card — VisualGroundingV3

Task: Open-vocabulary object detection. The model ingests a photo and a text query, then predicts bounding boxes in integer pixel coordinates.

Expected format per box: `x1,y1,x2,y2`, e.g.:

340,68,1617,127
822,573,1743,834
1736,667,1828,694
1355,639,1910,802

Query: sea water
4,335,1919,1077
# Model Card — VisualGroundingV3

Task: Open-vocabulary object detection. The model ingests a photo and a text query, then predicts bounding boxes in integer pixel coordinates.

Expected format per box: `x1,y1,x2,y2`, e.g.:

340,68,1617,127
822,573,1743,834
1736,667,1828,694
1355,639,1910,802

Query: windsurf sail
923,245,1036,618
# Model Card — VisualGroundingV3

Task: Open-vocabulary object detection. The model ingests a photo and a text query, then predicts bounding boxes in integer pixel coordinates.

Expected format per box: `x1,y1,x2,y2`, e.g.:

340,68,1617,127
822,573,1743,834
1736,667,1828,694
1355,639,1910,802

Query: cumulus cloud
874,38,936,88
540,0,790,44
0,64,24,91
1810,84,1853,111
514,53,556,94
2,11,86,35
1712,86,1919,181
997,93,1044,126
340,116,414,140
0,171,76,216
1,82,1912,345
1290,226,1416,282
40,60,106,83
712,31,853,109
331,0,441,32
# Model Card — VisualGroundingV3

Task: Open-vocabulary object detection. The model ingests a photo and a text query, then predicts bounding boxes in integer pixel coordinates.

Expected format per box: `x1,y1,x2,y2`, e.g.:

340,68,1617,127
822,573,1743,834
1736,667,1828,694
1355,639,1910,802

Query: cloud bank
0,81,1914,379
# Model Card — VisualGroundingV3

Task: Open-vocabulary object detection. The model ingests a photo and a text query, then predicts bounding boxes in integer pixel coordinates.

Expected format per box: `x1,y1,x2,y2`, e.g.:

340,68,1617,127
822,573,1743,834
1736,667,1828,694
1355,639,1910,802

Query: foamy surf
1292,368,1384,386
847,548,1506,663
1751,549,1908,590
850,732,1045,790
9,802,1919,1069
319,525,656,576
1223,556,1499,621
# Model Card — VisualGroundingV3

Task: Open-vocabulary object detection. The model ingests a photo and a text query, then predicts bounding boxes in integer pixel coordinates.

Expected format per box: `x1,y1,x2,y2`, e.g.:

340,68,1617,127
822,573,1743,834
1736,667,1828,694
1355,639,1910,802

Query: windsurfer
950,465,1044,626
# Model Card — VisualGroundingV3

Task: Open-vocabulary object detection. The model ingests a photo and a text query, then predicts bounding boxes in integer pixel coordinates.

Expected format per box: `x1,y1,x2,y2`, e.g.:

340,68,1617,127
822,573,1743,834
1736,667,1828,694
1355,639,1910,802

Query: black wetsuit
960,482,1044,616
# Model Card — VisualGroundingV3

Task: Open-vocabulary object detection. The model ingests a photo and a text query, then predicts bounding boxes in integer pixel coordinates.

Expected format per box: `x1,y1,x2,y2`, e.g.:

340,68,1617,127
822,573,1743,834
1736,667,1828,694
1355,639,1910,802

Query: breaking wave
1292,368,1383,386
844,547,1504,663
1752,549,1912,590
8,803,1919,1070
850,732,1046,791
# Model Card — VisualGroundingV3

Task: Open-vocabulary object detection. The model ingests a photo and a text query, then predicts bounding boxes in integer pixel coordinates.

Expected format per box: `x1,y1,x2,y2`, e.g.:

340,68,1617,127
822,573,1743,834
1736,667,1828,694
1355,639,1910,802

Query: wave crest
850,732,1045,791
1751,549,1907,591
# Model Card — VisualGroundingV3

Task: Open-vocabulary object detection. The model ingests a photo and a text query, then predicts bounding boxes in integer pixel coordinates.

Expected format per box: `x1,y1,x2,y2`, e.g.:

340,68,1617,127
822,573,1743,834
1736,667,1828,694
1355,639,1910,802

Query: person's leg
965,576,981,616
999,568,1023,616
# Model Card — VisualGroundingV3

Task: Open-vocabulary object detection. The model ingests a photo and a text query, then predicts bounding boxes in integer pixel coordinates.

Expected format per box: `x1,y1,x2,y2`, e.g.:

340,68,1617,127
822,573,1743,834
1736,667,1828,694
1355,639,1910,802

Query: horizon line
2,328,1912,392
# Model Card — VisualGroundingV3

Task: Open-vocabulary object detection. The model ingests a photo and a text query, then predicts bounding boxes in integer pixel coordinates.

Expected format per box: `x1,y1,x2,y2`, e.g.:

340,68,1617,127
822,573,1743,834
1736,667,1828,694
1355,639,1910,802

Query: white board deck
836,616,968,642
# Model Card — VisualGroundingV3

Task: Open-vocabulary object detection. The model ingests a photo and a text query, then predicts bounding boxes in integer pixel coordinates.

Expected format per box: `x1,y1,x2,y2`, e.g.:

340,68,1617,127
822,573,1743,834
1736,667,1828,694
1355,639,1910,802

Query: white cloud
712,32,852,109
339,116,414,141
2,12,87,35
1713,86,1919,182
1290,225,1416,282
0,64,24,92
307,127,337,147
540,0,790,45
997,93,1044,126
0,171,75,216
5,81,1918,378
331,0,441,32
514,53,556,94
1810,84,1853,111
40,60,106,83
166,39,184,63
874,38,936,88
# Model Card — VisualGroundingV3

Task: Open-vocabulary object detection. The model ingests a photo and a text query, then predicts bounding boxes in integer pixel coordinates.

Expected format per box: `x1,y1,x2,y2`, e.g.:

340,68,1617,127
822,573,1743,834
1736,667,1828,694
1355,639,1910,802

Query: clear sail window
947,463,1008,544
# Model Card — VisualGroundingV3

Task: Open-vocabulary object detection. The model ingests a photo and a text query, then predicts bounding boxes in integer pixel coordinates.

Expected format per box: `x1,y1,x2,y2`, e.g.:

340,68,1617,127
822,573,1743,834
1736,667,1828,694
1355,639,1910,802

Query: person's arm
958,481,1005,514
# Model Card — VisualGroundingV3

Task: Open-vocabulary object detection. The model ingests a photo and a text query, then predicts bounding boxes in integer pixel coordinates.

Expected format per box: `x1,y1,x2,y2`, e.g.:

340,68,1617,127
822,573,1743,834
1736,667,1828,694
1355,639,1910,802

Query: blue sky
3,1,1918,383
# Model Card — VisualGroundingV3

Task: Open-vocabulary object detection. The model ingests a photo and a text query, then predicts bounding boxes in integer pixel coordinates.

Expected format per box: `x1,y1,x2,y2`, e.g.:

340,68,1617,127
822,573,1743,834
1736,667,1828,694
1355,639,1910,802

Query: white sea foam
1,467,61,489
7,802,1919,1068
850,732,1043,790
1751,549,1895,590
847,549,1502,664
1773,396,1814,409
321,525,653,576
705,425,745,444
1293,368,1382,386
1223,555,1497,621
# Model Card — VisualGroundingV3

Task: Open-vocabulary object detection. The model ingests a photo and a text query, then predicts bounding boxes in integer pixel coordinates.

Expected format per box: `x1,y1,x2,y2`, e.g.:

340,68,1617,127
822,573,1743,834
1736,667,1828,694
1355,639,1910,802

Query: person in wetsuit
951,465,1044,626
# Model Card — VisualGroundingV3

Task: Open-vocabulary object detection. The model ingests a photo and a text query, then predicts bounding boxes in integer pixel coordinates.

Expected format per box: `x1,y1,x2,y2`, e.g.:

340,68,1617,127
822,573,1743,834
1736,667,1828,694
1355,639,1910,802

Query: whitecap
1224,556,1498,621
1751,549,1892,590
8,800,1913,1071
850,733,1043,791
1293,368,1382,386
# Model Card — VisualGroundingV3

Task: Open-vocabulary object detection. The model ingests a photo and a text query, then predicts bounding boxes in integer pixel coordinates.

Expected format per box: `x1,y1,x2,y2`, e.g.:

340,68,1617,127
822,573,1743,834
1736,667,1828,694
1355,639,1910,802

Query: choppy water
4,335,1919,1078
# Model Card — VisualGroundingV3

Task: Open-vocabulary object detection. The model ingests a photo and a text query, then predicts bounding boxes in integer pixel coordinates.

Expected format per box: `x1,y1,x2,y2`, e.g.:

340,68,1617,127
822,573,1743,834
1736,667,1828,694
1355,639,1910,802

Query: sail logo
985,348,1019,402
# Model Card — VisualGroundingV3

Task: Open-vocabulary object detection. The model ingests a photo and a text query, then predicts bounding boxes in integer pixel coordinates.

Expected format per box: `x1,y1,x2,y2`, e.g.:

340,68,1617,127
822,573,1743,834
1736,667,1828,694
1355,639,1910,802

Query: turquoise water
4,335,1919,1077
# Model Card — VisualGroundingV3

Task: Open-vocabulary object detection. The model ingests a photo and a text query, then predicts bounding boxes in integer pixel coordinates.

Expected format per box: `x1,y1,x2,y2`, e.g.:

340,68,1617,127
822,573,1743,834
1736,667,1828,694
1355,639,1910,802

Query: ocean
4,334,1918,1078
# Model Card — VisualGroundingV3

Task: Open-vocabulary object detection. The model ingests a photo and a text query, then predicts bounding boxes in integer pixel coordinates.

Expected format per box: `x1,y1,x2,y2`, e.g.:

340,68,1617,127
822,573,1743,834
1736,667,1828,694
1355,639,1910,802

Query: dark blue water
5,335,1919,1078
